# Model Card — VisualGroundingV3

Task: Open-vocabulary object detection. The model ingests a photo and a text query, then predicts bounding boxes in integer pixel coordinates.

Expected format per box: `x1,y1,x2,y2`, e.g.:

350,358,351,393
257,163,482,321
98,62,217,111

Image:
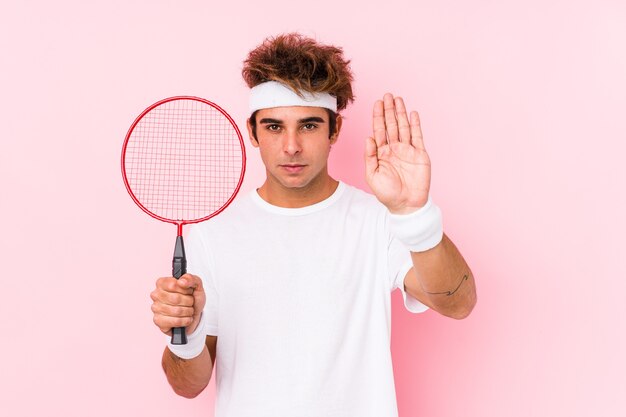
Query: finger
156,276,193,295
153,314,194,332
177,274,205,293
175,274,207,315
410,111,426,150
151,288,195,307
372,99,386,148
364,136,379,177
394,97,411,144
152,302,195,319
383,93,399,143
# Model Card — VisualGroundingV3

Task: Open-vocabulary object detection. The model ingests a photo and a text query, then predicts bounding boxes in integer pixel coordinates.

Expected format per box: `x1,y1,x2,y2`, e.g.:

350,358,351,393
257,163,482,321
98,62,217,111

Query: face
247,106,341,192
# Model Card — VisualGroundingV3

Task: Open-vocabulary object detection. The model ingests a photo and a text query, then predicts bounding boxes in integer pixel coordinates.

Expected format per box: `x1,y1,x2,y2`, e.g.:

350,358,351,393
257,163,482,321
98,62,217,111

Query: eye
301,123,317,131
266,124,281,132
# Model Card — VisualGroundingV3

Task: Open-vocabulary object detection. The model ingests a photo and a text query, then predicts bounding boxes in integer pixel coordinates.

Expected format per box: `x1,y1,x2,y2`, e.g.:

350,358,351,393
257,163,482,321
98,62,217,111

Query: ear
330,115,343,145
246,118,259,148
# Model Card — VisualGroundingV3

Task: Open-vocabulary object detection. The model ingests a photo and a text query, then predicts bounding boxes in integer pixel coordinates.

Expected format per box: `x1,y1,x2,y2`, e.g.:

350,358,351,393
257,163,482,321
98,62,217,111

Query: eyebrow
298,117,325,124
259,118,283,124
259,116,326,124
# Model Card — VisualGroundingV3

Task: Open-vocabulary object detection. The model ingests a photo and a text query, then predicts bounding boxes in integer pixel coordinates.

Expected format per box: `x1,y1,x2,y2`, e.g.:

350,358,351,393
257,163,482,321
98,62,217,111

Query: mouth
280,164,307,173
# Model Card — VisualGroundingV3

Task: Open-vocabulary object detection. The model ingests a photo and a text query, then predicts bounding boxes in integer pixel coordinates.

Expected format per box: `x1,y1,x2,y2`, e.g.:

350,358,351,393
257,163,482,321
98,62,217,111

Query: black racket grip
171,235,187,345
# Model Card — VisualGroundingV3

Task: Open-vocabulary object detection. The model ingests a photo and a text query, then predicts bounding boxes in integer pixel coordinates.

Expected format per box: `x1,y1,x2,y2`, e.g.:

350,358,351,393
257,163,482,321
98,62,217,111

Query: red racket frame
121,96,247,236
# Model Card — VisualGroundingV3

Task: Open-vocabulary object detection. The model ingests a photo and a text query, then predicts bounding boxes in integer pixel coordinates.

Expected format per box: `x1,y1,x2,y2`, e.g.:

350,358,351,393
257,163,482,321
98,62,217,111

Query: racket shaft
171,235,188,345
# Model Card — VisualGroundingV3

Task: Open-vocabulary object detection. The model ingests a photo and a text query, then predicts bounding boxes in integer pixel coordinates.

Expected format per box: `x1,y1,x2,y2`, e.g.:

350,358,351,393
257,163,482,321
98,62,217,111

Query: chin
279,178,312,189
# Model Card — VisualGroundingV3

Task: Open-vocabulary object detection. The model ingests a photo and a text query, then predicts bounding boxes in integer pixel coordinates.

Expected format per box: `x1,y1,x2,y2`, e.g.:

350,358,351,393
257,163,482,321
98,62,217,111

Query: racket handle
171,235,188,345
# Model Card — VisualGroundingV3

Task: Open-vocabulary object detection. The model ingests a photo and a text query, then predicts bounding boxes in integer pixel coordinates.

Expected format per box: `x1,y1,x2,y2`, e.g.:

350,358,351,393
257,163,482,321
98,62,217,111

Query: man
150,33,476,416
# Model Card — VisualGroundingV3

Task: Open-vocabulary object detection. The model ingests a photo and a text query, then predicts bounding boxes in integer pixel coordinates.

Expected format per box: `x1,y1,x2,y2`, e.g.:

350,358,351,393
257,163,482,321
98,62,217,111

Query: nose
283,130,301,156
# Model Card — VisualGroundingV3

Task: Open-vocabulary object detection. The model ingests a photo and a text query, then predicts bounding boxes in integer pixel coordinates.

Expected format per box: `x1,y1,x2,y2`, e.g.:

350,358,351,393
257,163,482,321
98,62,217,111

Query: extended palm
365,94,431,214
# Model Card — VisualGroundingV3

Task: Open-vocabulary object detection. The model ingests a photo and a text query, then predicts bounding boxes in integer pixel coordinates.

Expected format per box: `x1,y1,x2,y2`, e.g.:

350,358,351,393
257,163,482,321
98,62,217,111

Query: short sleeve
185,224,219,336
386,218,429,314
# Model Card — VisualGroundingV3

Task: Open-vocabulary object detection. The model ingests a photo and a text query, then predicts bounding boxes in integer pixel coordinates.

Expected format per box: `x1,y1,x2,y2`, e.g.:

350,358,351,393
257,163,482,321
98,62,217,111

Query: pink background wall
1,1,625,416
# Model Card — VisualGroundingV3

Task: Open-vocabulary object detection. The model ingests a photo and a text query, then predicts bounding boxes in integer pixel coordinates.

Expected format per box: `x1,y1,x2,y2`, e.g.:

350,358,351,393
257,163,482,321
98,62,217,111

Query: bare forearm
162,346,213,398
408,233,477,319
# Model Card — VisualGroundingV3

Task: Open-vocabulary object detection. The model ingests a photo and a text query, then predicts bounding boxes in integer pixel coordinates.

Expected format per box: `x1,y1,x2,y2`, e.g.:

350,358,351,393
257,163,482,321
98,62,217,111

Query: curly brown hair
242,33,355,112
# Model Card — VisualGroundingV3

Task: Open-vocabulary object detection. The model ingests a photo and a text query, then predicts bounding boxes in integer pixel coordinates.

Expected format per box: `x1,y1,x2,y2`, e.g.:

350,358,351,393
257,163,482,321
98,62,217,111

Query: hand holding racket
151,274,206,339
122,96,246,345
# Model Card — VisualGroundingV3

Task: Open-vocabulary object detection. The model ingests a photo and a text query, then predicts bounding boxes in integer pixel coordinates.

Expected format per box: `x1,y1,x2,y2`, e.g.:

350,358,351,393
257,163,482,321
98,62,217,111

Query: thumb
177,274,204,293
364,136,379,176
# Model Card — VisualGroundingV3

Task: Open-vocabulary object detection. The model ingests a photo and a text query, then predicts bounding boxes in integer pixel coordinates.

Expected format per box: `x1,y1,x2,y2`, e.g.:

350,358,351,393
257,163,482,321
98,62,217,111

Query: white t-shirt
185,181,428,417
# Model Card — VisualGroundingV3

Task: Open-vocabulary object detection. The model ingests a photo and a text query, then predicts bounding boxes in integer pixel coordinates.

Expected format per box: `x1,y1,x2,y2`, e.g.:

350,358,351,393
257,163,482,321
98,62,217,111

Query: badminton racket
121,96,246,344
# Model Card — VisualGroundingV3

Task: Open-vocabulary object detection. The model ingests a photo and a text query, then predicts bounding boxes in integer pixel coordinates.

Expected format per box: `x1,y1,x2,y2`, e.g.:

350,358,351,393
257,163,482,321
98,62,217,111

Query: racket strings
124,99,244,222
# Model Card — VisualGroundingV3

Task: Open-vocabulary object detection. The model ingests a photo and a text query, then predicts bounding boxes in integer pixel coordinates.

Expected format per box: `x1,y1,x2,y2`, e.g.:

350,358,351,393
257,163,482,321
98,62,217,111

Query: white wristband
166,313,207,360
388,197,444,252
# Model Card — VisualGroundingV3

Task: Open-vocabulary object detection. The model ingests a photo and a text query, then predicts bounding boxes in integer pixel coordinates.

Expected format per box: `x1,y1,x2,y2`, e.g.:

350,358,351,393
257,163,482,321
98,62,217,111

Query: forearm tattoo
426,274,469,296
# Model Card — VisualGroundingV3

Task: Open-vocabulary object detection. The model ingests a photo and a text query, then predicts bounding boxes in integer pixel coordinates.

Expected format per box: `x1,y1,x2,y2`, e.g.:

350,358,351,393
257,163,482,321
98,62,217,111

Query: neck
257,173,339,208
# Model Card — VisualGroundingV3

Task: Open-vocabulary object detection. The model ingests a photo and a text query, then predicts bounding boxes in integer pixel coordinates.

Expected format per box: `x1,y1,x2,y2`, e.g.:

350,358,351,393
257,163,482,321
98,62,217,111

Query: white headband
249,81,337,113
